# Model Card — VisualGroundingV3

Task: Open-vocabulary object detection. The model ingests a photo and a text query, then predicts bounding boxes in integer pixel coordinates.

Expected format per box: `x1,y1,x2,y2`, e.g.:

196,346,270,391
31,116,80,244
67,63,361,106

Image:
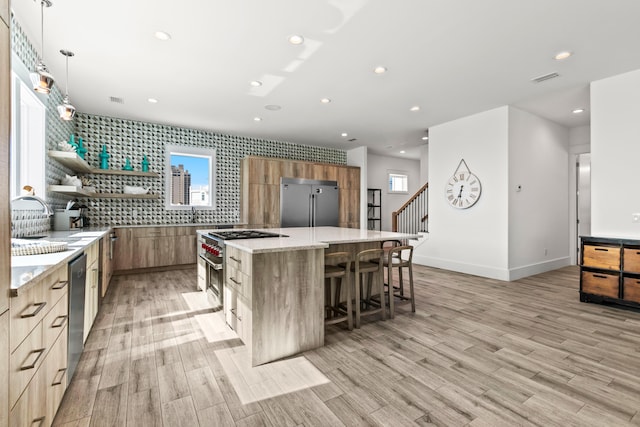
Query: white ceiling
11,0,640,159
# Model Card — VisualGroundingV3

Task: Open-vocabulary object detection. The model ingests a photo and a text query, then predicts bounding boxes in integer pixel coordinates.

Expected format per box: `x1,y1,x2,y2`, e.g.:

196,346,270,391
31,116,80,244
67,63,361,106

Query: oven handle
200,254,223,270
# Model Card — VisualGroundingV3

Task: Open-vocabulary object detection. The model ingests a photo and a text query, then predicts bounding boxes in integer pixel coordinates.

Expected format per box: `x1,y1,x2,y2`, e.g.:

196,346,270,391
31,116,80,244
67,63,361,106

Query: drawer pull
20,348,46,371
52,315,68,328
229,256,241,264
229,277,240,285
52,367,67,386
594,248,609,252
52,280,69,290
230,308,242,321
592,274,609,279
21,302,47,318
32,416,46,426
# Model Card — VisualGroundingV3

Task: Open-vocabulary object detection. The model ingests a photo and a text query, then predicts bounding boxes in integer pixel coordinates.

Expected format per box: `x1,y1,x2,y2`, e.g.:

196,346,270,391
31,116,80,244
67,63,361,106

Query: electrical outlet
633,213,640,223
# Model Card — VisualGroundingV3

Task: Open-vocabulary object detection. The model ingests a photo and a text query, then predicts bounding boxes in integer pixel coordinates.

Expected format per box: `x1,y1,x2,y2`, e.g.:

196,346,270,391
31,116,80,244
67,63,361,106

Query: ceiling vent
348,138,357,142
531,72,560,83
109,96,124,104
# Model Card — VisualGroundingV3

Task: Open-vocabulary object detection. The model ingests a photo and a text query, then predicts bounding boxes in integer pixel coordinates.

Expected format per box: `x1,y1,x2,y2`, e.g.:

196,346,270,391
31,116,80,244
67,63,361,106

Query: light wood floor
53,264,640,427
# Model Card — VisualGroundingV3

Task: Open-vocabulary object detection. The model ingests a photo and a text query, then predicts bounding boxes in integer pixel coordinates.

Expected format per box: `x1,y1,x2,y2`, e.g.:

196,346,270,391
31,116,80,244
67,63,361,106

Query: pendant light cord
65,54,69,96
40,0,44,62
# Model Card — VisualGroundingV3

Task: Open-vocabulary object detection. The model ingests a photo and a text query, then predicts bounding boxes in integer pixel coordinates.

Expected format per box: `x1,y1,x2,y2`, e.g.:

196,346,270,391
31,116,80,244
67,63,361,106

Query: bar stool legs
353,248,385,328
324,252,353,330
385,245,415,318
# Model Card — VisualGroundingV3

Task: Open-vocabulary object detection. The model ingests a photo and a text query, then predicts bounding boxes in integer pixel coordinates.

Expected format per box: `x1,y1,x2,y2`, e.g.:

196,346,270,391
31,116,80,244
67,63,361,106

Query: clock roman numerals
445,160,482,209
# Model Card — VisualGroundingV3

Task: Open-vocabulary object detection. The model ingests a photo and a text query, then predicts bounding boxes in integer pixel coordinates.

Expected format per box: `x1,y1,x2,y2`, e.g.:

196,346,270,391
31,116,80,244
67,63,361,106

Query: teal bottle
99,145,110,169
141,155,149,172
123,157,133,171
76,137,87,159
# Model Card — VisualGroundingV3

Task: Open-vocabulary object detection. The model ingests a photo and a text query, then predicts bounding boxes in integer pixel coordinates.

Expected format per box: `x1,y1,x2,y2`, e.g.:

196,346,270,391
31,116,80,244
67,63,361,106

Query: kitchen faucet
11,195,54,216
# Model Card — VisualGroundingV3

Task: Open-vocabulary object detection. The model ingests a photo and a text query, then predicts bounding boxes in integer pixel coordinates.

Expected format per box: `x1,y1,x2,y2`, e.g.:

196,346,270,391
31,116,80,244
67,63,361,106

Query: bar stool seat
346,248,386,328
324,252,353,330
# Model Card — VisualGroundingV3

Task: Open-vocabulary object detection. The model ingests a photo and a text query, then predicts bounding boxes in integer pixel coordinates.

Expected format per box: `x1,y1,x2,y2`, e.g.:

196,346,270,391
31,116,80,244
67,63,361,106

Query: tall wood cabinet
240,156,361,229
1,2,12,425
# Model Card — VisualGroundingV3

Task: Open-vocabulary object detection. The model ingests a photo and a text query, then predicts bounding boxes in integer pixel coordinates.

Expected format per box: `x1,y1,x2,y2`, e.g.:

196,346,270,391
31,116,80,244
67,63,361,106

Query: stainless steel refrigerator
280,178,339,227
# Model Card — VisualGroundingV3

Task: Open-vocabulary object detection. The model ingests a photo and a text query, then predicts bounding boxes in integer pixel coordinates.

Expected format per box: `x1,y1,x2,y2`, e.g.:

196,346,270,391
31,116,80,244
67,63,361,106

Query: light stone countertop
197,226,419,254
11,227,112,294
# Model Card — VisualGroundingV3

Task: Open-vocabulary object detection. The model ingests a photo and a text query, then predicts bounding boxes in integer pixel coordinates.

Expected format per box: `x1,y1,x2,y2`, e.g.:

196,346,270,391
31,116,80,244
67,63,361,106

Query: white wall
366,153,421,231
416,107,511,279
420,144,429,185
591,69,640,237
568,125,590,265
507,107,571,279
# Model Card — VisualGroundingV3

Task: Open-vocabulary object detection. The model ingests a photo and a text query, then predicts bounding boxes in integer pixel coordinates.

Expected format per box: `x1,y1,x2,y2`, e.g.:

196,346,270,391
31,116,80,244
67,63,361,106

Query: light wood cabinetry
101,234,114,297
580,236,640,308
84,241,99,343
1,10,10,426
113,226,198,272
8,263,68,427
1,311,9,427
224,245,324,366
241,156,360,229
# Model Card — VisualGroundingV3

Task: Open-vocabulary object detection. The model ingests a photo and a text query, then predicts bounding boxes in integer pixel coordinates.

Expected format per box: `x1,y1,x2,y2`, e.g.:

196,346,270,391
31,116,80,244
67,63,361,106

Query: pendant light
57,50,76,120
29,0,55,94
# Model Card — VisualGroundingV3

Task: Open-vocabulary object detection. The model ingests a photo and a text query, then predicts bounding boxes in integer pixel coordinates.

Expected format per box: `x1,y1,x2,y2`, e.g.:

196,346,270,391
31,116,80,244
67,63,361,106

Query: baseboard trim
507,257,571,281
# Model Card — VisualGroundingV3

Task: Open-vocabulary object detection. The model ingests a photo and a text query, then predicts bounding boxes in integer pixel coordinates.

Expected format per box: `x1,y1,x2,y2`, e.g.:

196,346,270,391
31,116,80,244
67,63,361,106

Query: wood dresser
580,236,640,308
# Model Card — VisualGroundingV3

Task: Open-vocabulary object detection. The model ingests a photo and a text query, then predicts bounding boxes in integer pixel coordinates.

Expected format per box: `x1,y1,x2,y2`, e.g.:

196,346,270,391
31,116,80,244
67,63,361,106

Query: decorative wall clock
445,159,482,209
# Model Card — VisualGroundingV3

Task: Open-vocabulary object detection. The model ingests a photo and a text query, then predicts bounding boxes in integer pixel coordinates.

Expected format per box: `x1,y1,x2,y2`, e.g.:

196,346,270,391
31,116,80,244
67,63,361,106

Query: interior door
577,153,591,260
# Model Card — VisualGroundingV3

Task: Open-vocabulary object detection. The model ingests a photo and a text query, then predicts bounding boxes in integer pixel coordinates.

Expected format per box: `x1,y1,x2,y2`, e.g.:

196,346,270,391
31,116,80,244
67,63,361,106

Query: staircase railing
392,182,428,234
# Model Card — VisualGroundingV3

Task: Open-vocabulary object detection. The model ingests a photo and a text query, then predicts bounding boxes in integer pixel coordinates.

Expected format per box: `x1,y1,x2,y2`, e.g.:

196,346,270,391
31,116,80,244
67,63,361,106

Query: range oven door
200,253,223,306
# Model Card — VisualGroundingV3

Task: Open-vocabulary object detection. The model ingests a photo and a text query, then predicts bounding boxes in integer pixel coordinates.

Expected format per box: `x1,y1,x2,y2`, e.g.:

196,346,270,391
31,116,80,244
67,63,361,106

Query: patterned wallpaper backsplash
74,114,346,226
11,13,346,230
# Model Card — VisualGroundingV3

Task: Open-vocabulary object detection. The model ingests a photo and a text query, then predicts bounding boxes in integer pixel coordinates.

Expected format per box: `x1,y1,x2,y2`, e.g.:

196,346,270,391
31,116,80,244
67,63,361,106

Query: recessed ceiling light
410,106,421,112
572,108,585,114
264,105,281,111
341,133,348,137
421,136,429,141
373,66,387,74
320,98,331,104
154,31,171,41
554,51,572,60
147,98,158,104
250,80,262,87
400,150,406,154
288,35,304,45
254,117,262,121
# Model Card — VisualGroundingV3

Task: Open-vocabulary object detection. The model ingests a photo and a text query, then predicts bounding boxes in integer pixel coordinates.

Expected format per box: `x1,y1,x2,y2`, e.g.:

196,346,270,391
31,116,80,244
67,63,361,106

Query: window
165,145,216,209
388,172,408,193
10,71,46,199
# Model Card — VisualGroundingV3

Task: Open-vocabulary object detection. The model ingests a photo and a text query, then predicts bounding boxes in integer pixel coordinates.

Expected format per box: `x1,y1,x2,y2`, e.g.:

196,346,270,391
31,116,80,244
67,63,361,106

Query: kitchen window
10,71,46,199
165,145,216,210
388,172,408,194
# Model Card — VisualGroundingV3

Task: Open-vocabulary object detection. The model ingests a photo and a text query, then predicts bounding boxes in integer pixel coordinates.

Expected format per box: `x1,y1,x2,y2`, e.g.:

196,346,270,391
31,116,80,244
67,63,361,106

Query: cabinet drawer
43,293,68,352
44,265,69,307
623,248,640,273
45,327,68,425
10,362,47,427
10,281,46,352
583,245,620,270
623,277,640,303
226,246,252,274
10,322,44,408
226,266,252,301
582,271,619,298
85,240,99,266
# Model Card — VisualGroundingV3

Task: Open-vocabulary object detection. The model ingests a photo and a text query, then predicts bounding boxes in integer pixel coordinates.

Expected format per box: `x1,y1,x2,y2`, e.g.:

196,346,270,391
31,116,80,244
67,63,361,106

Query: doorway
576,153,591,261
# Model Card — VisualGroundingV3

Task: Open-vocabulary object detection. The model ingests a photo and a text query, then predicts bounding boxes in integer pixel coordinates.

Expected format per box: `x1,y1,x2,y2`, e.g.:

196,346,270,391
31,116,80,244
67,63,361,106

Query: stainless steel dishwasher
68,252,86,385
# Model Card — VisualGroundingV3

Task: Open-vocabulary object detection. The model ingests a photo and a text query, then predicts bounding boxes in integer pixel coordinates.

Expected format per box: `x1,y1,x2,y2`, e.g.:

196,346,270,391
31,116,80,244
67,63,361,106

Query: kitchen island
198,226,418,366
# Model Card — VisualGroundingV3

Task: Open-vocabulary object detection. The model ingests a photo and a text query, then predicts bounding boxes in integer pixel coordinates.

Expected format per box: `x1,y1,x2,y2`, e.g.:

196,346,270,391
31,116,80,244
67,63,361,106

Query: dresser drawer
623,277,640,303
583,245,620,270
9,322,44,408
582,271,619,298
623,248,640,273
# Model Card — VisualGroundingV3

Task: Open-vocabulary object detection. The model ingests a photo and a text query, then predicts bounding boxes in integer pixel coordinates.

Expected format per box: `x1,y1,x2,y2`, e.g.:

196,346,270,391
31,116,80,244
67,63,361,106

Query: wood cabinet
1,11,10,426
84,241,99,343
113,226,198,272
9,263,68,427
580,236,640,308
101,233,114,297
241,156,360,229
1,311,8,427
223,245,324,366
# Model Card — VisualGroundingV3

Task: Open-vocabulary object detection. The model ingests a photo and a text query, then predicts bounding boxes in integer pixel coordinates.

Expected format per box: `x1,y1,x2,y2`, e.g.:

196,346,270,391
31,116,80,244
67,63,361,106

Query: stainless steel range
197,230,287,305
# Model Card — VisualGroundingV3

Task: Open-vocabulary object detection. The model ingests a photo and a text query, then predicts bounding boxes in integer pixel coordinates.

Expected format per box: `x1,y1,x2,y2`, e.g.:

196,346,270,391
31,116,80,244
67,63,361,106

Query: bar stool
324,252,353,330
352,248,385,328
383,244,415,318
